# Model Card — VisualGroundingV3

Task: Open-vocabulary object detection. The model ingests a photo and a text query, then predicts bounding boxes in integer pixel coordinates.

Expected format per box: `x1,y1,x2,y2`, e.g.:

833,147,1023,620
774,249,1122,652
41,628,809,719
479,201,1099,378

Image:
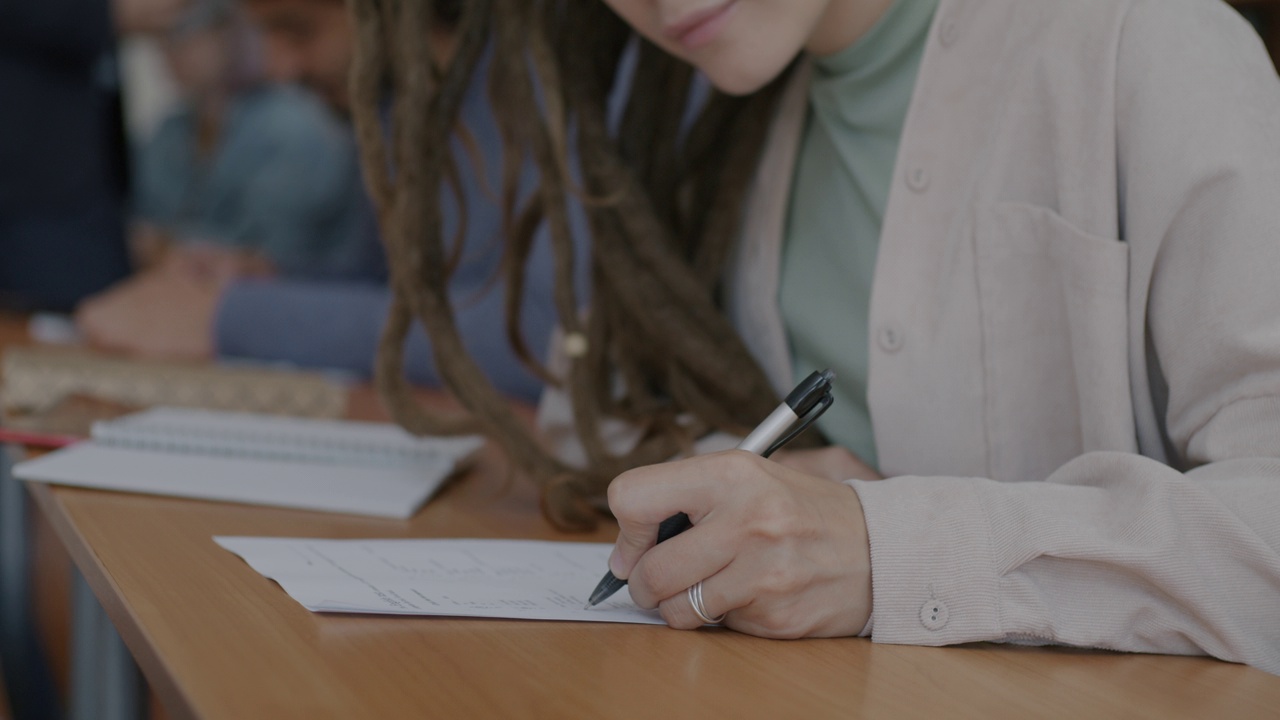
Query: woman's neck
806,0,897,56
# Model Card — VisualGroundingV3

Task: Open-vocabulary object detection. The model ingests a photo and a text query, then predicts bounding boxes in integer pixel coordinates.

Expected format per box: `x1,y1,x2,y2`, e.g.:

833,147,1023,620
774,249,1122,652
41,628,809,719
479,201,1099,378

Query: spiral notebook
13,408,484,519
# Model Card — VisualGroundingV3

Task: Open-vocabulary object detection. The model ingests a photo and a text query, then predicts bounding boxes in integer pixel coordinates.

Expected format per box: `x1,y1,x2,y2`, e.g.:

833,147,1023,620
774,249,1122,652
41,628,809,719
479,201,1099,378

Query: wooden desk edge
25,483,198,720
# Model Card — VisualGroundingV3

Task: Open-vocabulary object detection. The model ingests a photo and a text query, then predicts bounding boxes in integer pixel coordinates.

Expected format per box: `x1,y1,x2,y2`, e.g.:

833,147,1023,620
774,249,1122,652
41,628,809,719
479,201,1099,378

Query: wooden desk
25,394,1280,719
6,320,1280,717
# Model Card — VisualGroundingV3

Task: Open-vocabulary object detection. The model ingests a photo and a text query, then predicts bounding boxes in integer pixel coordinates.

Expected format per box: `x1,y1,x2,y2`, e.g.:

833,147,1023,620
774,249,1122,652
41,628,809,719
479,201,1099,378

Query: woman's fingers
655,560,755,630
606,451,757,578
624,521,736,609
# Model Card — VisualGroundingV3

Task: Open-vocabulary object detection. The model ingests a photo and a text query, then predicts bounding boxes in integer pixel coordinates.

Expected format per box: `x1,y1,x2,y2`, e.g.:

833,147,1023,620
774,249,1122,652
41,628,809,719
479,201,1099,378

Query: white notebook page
91,407,482,468
15,444,455,518
14,407,484,519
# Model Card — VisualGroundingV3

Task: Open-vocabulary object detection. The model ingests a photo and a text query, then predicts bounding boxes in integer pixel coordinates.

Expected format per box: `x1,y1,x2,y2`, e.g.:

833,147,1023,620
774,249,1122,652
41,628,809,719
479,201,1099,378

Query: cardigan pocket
974,202,1138,483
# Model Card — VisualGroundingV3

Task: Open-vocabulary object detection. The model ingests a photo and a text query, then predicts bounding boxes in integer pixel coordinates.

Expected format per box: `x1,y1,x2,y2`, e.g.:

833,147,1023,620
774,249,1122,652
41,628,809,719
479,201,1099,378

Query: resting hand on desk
607,450,875,638
76,268,220,360
76,245,274,360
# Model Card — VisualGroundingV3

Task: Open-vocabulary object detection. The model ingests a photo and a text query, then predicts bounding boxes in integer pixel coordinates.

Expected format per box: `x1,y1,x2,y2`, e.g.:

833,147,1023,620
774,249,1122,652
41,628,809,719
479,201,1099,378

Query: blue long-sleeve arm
214,276,556,405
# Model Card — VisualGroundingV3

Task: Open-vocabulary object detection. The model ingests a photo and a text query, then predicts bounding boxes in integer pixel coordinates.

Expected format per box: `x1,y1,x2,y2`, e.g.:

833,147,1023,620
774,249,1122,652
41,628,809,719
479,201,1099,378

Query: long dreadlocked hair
349,0,799,530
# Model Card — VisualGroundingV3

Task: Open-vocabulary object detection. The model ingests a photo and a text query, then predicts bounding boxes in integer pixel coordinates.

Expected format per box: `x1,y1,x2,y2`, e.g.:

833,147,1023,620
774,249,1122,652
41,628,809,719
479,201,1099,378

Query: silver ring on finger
688,580,726,625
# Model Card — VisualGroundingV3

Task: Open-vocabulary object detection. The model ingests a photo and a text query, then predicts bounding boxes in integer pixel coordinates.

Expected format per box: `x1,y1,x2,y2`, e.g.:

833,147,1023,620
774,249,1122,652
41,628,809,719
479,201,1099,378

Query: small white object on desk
27,313,83,345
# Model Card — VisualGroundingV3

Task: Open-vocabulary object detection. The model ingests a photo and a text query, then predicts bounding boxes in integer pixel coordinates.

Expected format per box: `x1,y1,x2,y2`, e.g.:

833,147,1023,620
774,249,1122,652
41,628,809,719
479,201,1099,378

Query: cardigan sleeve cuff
846,477,1005,646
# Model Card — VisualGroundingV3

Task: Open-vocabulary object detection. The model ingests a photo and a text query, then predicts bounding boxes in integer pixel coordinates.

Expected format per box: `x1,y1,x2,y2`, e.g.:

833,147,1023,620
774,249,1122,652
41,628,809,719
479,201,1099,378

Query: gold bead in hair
563,332,589,358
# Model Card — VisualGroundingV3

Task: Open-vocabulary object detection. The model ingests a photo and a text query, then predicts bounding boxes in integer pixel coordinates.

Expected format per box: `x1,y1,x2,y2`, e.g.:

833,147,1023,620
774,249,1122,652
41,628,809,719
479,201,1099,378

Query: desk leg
70,573,143,720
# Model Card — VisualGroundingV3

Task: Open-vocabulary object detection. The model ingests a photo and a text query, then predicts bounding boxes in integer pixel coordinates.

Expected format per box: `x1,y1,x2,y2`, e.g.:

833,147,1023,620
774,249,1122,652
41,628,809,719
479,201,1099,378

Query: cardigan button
939,16,961,48
905,165,930,192
877,325,904,353
921,599,949,630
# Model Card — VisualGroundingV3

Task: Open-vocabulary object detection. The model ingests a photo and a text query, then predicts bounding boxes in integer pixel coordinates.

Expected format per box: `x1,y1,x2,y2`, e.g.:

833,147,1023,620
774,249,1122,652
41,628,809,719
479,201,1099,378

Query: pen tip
583,602,593,611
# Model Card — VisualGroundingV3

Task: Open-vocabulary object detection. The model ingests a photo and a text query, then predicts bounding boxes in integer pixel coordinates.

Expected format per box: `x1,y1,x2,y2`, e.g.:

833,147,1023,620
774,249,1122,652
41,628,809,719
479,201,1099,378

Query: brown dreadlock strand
349,0,799,531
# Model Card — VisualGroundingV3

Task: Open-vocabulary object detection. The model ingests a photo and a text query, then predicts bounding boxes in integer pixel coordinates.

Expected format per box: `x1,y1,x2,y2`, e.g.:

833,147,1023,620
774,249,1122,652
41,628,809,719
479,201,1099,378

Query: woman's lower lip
675,1,737,51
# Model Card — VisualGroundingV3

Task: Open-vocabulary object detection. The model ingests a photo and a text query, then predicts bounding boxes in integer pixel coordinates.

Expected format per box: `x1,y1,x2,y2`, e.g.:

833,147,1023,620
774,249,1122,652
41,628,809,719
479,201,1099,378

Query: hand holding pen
586,370,875,636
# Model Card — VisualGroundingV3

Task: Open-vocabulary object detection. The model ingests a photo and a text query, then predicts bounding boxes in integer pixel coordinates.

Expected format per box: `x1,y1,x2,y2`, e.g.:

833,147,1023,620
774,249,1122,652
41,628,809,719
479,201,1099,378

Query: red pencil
0,428,82,449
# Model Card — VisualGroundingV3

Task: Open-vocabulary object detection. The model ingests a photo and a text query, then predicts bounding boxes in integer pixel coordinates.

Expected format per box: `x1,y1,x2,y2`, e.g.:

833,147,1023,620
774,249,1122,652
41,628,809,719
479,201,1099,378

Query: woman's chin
703,62,786,96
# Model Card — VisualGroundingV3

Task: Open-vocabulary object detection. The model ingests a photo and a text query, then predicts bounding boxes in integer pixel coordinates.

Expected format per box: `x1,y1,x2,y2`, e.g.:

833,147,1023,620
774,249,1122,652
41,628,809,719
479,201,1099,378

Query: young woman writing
355,0,1280,673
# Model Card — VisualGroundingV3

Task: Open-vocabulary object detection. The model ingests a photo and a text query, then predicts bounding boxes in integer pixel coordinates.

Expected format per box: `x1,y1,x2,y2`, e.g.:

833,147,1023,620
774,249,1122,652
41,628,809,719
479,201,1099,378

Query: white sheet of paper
215,537,665,625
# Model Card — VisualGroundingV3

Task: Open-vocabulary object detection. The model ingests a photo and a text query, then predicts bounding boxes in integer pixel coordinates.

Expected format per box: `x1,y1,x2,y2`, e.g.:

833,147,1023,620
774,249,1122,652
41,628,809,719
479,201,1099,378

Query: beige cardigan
545,0,1280,673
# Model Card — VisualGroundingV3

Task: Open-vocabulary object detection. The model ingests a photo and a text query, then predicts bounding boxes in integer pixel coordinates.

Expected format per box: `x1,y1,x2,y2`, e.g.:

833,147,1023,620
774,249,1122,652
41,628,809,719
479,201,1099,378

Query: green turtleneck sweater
779,0,939,468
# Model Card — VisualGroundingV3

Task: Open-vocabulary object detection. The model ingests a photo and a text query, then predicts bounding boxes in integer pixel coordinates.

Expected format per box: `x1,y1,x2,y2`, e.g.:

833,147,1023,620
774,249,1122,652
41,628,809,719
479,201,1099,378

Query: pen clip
761,392,834,459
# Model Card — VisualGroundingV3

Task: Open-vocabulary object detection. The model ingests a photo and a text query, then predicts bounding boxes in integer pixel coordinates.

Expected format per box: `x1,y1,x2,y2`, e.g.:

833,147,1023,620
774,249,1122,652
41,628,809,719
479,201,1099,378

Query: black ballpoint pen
585,369,837,609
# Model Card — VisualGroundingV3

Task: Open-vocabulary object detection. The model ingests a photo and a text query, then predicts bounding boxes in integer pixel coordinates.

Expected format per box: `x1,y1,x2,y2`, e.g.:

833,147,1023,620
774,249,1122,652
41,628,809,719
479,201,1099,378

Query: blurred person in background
76,0,576,403
0,0,158,311
131,0,371,277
